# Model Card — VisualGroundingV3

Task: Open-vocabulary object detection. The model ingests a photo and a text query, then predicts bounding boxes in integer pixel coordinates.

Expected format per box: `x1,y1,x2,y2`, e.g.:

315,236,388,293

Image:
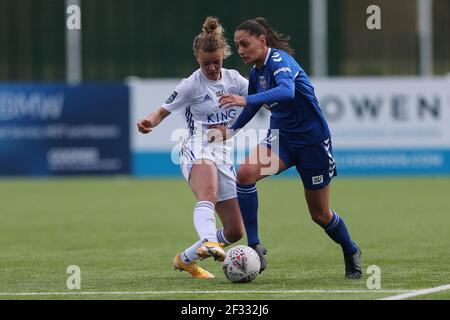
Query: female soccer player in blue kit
218,17,362,279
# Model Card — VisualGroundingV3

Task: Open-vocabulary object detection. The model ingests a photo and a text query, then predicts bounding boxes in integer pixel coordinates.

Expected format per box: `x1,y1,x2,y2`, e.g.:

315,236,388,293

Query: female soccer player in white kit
137,17,248,279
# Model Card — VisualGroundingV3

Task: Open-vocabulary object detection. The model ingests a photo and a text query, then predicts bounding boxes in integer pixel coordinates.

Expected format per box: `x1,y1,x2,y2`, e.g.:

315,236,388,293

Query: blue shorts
262,132,337,190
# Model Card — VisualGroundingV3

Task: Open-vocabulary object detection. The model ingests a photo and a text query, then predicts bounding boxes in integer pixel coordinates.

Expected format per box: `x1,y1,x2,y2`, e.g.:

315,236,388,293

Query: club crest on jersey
259,75,267,91
165,91,178,104
215,90,224,97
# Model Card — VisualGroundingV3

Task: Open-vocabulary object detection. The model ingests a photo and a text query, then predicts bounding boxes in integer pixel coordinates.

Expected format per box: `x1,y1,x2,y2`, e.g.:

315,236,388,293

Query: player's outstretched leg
174,228,230,279
305,185,362,279
324,211,362,279
173,253,215,279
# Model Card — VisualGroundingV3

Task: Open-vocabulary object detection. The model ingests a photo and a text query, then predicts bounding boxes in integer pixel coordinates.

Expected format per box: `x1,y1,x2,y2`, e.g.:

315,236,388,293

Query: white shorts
180,145,237,202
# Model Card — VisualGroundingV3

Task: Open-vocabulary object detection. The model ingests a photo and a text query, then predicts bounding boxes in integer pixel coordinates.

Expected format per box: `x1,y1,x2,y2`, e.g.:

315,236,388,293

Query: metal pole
66,0,82,83
310,0,328,76
417,0,433,76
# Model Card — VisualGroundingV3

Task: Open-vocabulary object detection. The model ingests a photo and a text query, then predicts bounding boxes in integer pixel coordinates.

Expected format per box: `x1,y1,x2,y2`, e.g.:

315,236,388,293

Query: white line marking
379,284,450,300
0,290,412,297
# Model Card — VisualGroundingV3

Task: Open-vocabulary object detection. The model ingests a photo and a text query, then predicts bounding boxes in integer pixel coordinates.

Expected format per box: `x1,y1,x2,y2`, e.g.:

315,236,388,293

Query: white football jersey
162,68,248,164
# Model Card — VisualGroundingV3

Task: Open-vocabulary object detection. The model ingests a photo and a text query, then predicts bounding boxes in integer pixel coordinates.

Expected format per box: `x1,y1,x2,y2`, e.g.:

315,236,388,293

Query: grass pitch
0,177,449,300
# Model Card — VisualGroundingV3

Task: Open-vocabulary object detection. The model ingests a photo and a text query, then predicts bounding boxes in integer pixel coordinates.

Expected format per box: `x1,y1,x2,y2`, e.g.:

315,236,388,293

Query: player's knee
237,165,258,185
197,188,218,203
225,226,244,243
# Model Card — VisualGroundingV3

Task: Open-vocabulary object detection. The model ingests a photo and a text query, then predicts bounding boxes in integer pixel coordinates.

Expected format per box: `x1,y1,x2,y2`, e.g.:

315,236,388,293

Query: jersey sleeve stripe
273,67,292,76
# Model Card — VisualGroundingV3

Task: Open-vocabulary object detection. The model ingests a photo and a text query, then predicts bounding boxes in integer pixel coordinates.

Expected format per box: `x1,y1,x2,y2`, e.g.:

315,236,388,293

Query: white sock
216,227,232,246
182,239,203,263
181,228,232,264
193,201,217,243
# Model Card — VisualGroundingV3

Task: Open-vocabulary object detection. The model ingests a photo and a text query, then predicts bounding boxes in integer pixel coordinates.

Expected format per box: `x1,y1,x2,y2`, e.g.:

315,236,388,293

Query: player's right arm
137,78,193,134
137,107,170,134
209,78,261,142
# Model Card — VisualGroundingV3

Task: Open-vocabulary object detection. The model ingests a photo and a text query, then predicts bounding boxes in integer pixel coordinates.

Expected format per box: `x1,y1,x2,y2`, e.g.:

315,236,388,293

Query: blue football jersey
233,48,330,147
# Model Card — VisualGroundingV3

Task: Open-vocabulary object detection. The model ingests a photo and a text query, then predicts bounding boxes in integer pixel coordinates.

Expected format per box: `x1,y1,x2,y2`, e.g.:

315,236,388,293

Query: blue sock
236,183,260,246
324,211,357,256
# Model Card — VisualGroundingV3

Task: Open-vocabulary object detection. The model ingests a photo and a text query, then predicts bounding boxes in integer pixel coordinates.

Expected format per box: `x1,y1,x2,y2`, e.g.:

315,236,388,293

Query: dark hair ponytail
236,17,294,56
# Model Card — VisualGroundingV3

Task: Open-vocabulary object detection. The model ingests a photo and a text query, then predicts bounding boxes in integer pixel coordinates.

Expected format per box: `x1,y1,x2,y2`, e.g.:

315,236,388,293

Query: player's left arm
219,56,296,109
245,58,296,107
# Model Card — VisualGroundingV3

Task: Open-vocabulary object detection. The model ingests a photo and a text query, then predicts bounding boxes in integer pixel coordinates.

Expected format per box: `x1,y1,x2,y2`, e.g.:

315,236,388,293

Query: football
223,245,261,283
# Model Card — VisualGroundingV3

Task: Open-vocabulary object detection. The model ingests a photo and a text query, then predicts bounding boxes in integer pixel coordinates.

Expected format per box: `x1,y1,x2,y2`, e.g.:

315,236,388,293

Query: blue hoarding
0,84,129,176
132,149,450,177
